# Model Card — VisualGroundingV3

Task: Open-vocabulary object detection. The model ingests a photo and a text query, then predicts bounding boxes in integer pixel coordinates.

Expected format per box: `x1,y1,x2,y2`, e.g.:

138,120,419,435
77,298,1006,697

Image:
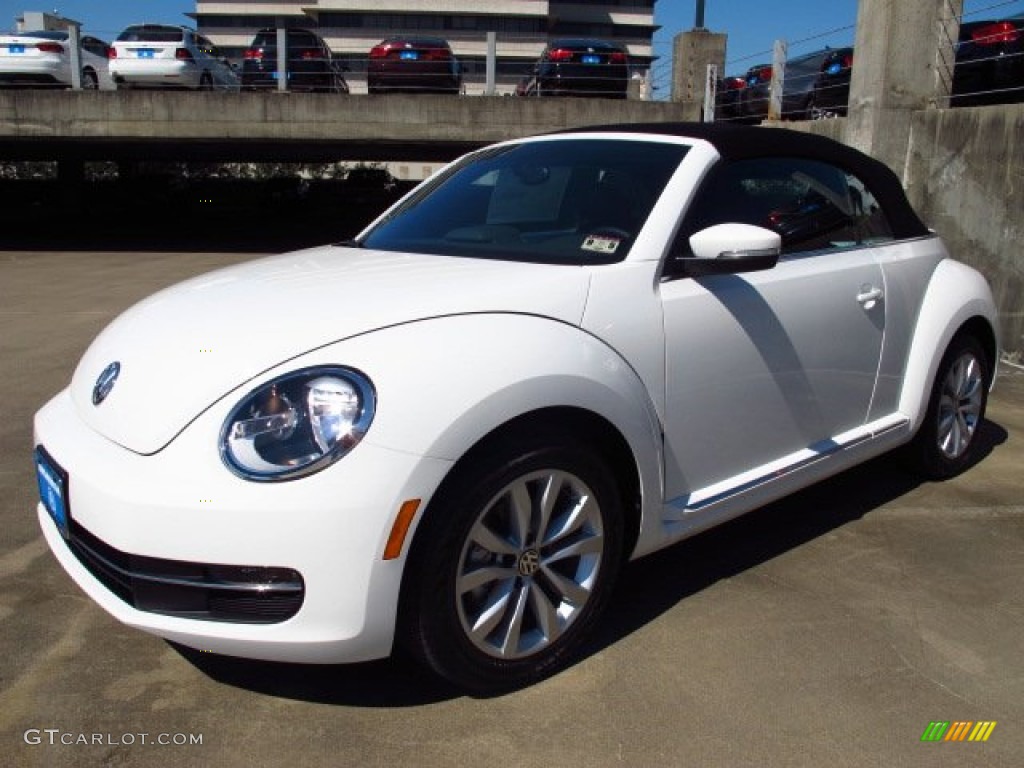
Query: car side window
675,157,894,265
82,37,104,57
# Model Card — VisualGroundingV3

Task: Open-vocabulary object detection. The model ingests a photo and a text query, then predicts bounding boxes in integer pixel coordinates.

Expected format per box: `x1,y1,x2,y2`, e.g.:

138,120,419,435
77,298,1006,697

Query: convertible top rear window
359,139,689,265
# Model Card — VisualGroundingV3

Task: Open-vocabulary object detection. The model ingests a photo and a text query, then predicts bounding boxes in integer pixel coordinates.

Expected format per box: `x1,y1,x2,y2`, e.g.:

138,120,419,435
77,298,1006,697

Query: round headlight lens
220,366,375,481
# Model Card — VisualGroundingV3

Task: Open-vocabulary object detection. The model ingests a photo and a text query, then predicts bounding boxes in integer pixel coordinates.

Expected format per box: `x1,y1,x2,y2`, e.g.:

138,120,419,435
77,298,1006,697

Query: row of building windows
320,13,544,34
197,9,655,34
593,0,655,6
552,0,654,7
198,16,654,43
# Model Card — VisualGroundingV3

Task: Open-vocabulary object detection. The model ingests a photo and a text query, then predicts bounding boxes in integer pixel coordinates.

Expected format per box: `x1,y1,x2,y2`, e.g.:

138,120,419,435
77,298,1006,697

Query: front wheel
904,334,989,479
401,436,624,692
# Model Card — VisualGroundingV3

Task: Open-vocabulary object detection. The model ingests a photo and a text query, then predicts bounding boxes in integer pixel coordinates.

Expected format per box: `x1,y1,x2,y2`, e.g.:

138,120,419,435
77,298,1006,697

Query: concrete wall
905,105,1024,362
0,91,687,162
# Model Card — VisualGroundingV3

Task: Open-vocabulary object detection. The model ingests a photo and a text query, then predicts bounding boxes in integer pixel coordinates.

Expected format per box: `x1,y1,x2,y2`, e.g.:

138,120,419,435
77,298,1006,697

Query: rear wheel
804,94,818,120
81,69,98,90
199,72,213,91
904,334,989,479
401,435,624,692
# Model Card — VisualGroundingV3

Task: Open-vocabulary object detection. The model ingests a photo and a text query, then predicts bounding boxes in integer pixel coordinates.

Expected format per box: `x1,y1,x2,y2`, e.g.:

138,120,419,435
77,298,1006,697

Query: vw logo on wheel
92,362,121,406
517,549,541,577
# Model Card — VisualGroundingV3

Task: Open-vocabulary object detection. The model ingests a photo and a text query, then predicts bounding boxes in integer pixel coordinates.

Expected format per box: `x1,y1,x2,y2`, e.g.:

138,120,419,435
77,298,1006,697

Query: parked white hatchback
34,124,999,692
109,24,238,90
0,30,113,89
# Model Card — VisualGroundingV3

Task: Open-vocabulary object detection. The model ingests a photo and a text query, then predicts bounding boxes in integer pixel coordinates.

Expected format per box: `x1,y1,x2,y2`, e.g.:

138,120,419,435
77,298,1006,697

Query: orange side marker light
383,499,421,560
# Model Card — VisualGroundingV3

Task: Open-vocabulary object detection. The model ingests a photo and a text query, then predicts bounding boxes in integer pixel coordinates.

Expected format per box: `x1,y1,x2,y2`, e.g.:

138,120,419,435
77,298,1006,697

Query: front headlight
220,366,375,481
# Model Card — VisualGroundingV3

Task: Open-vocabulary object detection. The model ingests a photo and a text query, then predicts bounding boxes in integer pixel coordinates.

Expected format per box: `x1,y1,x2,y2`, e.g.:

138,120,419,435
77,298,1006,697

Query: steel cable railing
702,0,1024,120
9,4,1024,105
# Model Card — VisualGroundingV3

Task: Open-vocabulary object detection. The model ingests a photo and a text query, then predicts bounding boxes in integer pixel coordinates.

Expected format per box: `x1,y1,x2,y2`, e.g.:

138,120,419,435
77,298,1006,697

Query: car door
659,156,893,504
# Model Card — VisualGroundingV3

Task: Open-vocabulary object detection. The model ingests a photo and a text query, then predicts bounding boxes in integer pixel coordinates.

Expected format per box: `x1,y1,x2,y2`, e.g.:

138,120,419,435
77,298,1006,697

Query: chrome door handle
857,286,884,305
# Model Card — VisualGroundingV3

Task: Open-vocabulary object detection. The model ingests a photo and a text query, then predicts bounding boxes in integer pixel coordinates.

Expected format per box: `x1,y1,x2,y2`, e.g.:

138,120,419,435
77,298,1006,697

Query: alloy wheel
936,351,984,459
455,469,605,660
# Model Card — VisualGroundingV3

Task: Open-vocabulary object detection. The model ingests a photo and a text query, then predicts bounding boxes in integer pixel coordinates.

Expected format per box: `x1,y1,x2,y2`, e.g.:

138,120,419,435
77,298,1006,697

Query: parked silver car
109,24,238,91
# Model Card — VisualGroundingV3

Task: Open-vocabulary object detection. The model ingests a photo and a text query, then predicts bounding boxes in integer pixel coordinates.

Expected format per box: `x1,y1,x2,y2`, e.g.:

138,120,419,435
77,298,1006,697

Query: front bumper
35,389,452,663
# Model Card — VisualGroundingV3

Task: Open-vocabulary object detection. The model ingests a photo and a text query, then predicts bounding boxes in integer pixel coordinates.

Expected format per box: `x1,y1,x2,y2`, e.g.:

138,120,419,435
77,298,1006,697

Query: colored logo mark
921,721,997,742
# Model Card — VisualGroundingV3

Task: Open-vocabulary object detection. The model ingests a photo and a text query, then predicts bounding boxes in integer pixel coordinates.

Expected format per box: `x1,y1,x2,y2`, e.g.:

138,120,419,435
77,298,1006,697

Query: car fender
283,312,665,553
898,258,1000,432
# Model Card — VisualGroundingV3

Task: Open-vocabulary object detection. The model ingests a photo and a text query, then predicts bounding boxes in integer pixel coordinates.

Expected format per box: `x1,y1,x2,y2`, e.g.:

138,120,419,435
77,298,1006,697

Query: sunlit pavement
1,251,1021,767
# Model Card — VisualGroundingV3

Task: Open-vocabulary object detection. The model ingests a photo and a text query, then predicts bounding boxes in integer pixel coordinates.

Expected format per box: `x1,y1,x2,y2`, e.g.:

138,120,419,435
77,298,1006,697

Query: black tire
401,434,625,693
81,69,99,90
199,72,213,91
904,334,989,479
803,94,817,121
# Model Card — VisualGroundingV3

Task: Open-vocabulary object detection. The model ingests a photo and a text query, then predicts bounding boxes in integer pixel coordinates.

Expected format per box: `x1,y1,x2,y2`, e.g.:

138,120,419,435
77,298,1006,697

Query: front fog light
220,366,375,481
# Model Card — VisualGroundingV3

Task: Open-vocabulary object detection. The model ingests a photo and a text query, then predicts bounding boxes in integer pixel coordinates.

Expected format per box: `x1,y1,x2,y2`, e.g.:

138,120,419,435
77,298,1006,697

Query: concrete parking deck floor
1,251,1021,767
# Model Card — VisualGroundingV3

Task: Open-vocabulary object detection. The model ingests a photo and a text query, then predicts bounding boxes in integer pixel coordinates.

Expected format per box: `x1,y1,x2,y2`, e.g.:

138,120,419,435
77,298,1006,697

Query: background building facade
193,0,658,94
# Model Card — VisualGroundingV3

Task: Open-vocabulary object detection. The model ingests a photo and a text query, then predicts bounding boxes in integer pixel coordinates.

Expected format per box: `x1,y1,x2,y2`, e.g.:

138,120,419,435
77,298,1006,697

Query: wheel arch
410,405,642,564
898,259,1000,433
394,404,643,678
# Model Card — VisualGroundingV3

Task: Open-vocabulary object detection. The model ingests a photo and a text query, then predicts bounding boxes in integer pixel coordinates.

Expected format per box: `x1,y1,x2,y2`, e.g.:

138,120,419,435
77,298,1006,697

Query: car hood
69,246,592,454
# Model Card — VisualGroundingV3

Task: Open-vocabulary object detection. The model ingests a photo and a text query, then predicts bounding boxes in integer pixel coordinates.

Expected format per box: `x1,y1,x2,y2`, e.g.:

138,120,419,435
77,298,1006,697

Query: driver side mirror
683,223,781,277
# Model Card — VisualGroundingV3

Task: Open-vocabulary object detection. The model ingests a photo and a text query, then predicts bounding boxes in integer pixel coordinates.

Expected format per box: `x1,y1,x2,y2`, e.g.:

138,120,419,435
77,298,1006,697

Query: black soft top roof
560,122,930,239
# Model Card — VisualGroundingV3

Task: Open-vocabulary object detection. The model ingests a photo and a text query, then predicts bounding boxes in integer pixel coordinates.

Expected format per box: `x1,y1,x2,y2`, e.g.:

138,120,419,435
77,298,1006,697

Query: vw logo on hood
92,362,121,406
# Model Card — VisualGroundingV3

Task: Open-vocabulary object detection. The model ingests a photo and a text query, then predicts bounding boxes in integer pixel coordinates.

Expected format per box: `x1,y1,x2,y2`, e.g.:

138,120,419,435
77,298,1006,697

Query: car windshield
359,139,688,264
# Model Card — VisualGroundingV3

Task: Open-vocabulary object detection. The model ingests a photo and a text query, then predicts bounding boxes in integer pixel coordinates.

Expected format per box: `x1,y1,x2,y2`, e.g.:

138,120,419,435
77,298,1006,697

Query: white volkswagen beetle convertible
34,124,999,692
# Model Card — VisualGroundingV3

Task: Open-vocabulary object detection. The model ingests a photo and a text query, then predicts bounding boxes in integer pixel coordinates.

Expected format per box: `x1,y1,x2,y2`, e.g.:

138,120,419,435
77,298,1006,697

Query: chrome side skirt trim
666,414,909,516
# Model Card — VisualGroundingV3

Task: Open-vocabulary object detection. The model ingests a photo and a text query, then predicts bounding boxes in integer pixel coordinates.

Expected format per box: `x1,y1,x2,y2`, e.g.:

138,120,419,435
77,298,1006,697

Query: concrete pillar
672,29,726,120
845,0,962,172
277,26,288,93
485,32,497,96
68,23,82,90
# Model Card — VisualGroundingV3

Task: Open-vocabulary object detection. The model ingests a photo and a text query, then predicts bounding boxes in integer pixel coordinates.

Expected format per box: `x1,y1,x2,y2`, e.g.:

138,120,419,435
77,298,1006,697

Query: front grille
67,521,304,624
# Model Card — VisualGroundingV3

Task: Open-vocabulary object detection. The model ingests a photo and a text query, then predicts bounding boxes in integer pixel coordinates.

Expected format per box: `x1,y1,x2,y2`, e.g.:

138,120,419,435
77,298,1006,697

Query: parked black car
952,19,1024,105
810,47,853,117
367,37,461,95
520,38,629,99
811,19,1024,113
714,75,747,121
740,48,831,121
241,28,348,93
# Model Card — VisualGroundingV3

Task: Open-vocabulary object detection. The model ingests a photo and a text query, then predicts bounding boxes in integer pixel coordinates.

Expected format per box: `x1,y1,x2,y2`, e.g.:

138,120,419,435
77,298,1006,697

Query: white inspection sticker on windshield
582,235,622,255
